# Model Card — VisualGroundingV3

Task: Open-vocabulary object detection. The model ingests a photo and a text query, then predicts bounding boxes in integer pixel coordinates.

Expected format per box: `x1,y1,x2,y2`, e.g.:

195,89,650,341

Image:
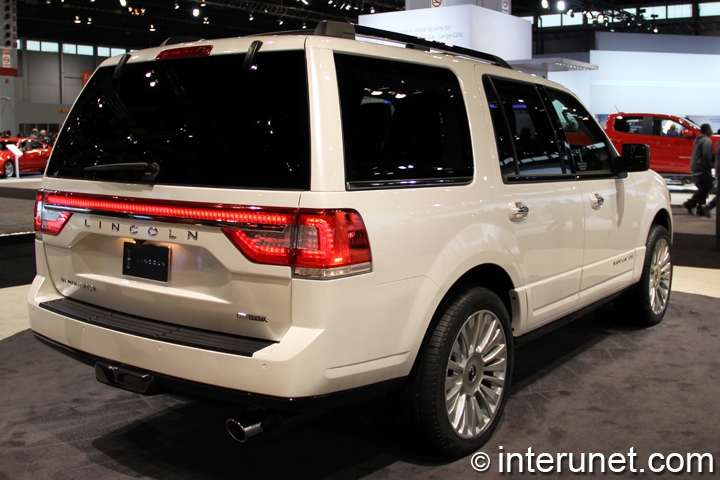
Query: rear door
481,73,584,330
38,41,311,342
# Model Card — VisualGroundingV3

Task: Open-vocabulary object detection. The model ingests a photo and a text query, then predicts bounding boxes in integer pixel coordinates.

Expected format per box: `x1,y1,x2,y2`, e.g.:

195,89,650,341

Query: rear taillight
34,190,73,237
33,190,372,279
222,209,372,279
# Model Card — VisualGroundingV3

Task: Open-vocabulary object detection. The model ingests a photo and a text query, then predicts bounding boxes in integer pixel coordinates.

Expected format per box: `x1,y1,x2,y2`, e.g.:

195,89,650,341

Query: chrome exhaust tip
226,418,264,443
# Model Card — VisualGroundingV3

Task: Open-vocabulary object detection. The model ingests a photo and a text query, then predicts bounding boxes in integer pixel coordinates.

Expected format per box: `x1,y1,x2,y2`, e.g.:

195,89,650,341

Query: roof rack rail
313,20,512,70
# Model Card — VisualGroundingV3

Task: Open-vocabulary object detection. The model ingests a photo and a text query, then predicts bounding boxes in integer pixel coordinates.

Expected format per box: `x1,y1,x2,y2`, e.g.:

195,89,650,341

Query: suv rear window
335,54,473,189
46,51,310,190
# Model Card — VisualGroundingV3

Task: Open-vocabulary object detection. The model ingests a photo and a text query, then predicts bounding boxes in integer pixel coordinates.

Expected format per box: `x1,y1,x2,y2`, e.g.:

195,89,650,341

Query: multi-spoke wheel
409,286,513,458
617,224,672,326
2,160,14,178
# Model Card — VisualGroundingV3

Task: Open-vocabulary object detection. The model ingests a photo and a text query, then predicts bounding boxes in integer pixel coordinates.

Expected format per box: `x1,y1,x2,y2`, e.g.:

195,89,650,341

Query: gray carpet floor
1,291,718,479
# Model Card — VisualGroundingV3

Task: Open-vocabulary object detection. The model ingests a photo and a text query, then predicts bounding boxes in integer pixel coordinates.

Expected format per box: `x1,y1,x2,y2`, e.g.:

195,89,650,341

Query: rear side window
483,76,564,177
46,51,310,190
335,54,473,189
613,116,644,134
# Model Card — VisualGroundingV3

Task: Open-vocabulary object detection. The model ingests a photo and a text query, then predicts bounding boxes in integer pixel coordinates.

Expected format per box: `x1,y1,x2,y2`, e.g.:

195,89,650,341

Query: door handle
590,193,604,210
508,201,529,222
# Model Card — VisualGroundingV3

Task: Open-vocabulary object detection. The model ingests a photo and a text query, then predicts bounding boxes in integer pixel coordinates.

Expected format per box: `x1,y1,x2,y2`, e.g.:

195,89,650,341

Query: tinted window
546,88,613,174
482,77,516,176
335,54,473,189
484,77,564,176
613,116,644,134
46,51,310,190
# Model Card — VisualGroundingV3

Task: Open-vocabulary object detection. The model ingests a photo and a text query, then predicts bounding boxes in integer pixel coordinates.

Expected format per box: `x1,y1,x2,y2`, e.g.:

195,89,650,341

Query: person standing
683,123,714,217
704,144,719,216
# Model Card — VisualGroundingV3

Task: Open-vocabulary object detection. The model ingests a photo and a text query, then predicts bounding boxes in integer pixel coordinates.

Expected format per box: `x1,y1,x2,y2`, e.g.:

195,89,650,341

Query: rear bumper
32,331,403,410
27,272,415,399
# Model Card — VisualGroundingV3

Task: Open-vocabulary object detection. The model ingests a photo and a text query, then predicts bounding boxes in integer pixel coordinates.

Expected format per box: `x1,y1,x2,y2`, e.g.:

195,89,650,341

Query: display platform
0,290,719,478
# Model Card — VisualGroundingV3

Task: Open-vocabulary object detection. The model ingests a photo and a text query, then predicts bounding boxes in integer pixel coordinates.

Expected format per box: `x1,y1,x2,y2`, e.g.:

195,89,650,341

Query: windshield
46,50,311,190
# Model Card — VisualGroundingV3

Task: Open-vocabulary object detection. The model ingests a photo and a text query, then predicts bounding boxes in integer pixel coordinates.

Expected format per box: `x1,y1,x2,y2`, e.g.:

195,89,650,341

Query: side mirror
681,129,696,139
619,143,650,172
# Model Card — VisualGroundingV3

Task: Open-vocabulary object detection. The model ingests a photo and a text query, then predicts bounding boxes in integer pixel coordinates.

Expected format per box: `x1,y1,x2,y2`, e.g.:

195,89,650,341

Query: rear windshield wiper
84,162,160,182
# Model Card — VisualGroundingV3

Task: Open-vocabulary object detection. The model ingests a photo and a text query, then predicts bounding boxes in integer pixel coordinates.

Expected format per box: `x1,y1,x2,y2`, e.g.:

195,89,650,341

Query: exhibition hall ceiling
17,0,692,49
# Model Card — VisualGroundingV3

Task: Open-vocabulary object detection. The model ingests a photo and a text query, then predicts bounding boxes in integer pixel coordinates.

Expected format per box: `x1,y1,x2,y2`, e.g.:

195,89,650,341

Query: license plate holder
122,242,170,282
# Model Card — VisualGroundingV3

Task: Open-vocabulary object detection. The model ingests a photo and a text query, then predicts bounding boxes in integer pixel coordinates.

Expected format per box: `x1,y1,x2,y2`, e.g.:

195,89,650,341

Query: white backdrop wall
586,50,720,117
359,6,531,61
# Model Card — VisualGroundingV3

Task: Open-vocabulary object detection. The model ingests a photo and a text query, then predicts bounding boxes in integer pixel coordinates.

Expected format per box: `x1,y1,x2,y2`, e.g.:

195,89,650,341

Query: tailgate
37,186,302,342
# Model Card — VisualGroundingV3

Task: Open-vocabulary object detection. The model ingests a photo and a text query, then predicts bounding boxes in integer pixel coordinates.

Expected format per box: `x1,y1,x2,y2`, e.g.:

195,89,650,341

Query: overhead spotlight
653,26,658,33
149,23,155,31
345,3,351,9
301,0,308,4
200,0,205,5
119,0,126,6
86,16,91,24
597,13,604,22
192,7,199,16
370,5,374,12
556,0,564,11
249,12,254,20
203,16,209,24
174,2,179,8
541,0,548,9
277,17,283,24
586,10,592,19
74,15,81,23
302,21,307,28
567,8,573,16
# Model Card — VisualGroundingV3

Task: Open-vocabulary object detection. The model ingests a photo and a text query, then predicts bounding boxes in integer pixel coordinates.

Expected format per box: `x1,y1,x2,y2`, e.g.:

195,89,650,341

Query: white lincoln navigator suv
28,22,673,458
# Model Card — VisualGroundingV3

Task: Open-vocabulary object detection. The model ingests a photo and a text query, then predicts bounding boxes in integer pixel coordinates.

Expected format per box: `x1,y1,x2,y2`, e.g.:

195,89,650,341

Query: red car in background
0,138,53,178
605,113,719,188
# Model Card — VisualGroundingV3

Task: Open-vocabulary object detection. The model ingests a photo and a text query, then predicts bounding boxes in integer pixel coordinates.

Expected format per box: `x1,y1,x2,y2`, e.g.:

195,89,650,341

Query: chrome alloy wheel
648,237,671,315
445,309,507,439
3,160,13,178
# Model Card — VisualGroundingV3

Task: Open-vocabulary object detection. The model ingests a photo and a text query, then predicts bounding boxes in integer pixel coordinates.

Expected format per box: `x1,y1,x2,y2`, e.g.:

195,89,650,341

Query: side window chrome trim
346,177,473,190
503,174,576,184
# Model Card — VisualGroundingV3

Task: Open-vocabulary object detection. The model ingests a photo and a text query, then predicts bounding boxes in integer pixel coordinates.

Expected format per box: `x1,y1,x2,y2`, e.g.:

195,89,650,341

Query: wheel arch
651,207,673,241
409,263,517,377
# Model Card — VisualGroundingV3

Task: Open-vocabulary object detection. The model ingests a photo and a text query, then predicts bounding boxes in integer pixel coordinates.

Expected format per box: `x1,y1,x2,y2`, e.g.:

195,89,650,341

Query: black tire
2,159,13,178
617,224,672,326
409,286,513,458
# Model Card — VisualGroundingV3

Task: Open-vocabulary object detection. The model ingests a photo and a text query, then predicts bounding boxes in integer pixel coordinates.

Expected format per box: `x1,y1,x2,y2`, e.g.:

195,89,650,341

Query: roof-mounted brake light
156,45,213,61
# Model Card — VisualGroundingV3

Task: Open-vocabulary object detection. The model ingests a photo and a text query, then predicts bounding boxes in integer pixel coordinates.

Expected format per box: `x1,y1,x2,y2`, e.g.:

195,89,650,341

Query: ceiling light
200,0,205,5
370,5,374,12
74,15,81,23
119,0,126,6
174,2,179,8
192,7,199,16
556,0,564,11
249,12,254,20
149,23,155,31
203,16,209,24
86,16,92,24
541,0,548,9
301,0,309,4
302,21,307,28
597,13,604,22
586,11,592,19
278,17,283,25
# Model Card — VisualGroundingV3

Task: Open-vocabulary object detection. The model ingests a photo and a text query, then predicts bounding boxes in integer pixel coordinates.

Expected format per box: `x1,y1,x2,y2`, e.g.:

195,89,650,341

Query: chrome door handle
508,201,529,222
590,193,604,210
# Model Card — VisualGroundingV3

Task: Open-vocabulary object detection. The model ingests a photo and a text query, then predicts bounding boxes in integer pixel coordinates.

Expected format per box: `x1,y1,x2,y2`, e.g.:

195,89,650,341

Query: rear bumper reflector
39,298,276,357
